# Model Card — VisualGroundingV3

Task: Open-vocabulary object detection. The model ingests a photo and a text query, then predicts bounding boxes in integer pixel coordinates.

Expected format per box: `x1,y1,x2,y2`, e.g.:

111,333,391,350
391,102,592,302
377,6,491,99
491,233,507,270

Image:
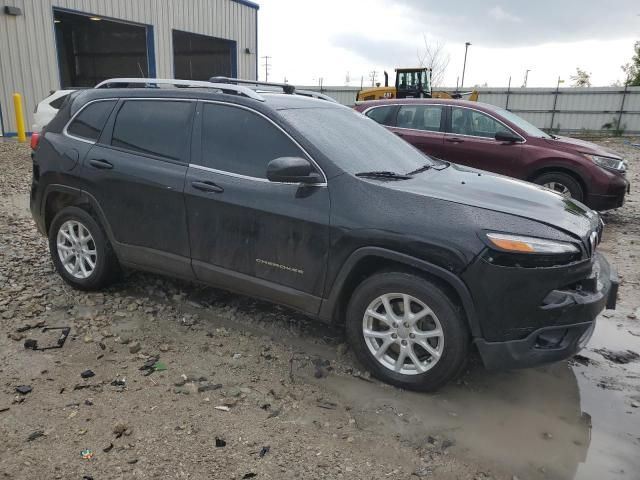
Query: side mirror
266,157,321,184
495,130,522,143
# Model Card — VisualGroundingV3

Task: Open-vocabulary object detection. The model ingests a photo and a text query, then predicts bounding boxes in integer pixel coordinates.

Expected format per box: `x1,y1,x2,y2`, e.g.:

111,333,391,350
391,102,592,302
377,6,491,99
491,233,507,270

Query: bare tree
570,67,592,87
417,36,450,88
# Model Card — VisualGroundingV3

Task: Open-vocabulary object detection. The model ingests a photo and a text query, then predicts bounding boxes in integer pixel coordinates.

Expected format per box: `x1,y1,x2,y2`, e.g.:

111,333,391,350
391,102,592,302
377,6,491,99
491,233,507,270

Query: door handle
191,180,224,193
88,158,113,169
445,137,464,143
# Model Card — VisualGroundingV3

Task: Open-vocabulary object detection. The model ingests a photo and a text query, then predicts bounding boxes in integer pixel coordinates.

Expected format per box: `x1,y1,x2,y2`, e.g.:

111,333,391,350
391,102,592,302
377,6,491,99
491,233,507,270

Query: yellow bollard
13,93,27,143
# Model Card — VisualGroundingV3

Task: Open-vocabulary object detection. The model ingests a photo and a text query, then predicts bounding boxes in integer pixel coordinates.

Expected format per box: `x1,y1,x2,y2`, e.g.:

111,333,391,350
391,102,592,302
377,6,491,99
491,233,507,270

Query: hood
544,136,623,159
387,164,598,239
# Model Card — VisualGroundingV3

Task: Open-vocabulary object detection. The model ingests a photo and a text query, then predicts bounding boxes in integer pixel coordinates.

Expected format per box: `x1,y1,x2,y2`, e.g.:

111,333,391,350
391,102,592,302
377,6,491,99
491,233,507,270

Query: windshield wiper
407,164,432,175
355,171,413,180
407,158,450,175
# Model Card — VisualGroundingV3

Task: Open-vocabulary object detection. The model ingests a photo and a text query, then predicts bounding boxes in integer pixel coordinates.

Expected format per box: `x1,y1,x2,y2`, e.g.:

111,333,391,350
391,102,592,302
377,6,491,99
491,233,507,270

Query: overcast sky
257,0,639,88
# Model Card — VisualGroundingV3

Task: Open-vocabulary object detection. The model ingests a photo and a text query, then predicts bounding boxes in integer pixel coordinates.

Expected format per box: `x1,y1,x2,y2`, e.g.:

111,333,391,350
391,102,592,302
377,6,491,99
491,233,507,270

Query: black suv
30,79,618,391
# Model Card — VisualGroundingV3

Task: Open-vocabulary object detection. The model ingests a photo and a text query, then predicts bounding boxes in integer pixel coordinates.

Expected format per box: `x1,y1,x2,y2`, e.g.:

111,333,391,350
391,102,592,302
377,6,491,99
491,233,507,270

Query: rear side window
397,105,443,132
49,94,70,109
200,103,303,178
111,100,194,161
365,106,395,126
67,100,116,142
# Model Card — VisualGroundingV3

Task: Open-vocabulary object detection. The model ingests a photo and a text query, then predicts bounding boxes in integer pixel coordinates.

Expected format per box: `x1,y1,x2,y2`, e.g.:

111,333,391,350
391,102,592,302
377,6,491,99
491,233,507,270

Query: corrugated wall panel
302,86,640,134
0,0,257,135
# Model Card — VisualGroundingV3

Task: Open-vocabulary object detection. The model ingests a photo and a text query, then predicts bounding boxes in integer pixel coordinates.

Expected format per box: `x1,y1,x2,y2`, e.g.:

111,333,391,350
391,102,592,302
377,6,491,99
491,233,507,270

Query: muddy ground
0,138,639,480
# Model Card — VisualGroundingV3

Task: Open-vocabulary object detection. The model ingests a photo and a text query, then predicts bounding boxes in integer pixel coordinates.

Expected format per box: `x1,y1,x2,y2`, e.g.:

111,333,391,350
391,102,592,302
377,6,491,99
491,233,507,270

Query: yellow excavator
356,67,478,102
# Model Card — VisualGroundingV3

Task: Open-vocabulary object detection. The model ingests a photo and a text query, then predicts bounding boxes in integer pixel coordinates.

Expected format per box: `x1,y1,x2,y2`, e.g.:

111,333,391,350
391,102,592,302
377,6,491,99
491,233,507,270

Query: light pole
523,69,531,87
460,42,471,89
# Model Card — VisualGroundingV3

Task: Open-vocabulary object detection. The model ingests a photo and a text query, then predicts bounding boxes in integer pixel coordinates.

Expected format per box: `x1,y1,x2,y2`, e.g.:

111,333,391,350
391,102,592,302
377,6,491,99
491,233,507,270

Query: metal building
0,0,259,136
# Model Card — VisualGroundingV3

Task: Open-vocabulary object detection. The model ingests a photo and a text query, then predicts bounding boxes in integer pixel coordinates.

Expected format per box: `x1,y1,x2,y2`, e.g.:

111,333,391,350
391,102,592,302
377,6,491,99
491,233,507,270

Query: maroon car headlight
586,154,626,173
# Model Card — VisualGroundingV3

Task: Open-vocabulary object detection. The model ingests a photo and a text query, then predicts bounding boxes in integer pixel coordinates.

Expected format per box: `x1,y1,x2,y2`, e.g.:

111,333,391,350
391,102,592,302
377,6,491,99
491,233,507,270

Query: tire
533,172,584,202
345,272,469,392
48,206,119,291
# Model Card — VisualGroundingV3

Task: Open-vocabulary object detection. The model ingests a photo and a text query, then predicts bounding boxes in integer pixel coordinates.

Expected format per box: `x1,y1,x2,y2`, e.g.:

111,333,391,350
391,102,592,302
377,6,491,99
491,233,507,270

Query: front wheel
345,272,469,392
534,172,584,202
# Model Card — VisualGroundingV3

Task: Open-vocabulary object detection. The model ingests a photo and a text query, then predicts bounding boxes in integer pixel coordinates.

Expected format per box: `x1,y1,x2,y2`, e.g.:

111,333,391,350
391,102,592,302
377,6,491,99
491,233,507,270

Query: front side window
365,106,394,126
200,103,304,178
279,107,433,175
451,107,511,138
111,100,194,161
397,105,443,132
67,100,116,142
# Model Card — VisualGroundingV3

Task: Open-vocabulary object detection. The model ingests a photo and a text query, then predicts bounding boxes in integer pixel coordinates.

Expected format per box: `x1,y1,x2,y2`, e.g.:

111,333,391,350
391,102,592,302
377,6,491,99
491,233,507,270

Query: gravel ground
0,138,639,480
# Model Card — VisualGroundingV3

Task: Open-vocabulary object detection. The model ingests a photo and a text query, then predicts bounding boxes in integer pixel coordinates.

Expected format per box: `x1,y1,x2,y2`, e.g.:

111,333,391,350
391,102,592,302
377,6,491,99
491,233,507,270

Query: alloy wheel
362,293,444,375
543,181,571,197
56,220,97,279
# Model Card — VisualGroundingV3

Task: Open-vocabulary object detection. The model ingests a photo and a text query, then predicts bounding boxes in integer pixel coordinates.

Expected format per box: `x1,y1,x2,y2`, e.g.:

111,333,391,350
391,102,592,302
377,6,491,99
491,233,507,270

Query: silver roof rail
93,78,265,101
210,76,296,95
295,89,338,103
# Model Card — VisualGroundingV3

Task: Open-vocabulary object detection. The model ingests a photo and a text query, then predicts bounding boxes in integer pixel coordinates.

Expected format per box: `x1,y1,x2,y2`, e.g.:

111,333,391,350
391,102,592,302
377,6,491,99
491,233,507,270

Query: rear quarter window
66,100,117,142
365,106,395,126
49,94,70,109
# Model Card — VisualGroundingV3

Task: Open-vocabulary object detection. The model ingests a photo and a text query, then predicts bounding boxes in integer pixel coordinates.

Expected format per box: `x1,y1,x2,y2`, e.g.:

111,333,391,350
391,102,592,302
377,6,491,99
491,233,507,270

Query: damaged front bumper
474,252,618,370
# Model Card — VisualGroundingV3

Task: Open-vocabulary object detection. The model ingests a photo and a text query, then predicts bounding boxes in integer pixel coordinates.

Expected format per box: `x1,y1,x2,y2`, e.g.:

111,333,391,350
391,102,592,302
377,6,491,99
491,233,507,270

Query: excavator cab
395,68,431,98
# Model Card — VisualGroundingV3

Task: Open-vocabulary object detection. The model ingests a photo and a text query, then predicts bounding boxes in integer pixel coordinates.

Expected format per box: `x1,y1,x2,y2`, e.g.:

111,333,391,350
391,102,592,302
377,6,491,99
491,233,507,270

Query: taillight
30,132,40,151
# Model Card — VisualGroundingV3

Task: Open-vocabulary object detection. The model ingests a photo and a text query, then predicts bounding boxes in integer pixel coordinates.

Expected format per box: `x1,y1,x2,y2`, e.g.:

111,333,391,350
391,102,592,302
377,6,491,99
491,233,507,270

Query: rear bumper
475,253,618,370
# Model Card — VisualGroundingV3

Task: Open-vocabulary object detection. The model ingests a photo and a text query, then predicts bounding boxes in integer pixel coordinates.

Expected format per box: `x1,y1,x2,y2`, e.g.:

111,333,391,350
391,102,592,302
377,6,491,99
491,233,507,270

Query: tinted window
397,105,443,132
279,107,435,175
200,104,303,178
451,107,510,138
67,100,116,141
111,100,194,161
488,106,550,139
50,94,70,109
365,106,394,126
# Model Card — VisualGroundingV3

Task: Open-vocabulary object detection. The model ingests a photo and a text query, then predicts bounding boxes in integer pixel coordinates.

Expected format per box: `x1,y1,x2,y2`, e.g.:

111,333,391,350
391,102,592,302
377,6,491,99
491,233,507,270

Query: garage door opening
54,9,153,88
173,30,236,80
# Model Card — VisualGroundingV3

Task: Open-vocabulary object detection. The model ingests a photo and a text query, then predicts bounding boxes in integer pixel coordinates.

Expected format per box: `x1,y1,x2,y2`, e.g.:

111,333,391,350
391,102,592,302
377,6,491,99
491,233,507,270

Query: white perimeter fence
301,85,640,135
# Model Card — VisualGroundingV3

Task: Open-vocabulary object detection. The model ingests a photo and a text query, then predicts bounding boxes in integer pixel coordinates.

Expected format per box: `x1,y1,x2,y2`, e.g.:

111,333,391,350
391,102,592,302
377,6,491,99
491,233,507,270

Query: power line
261,56,271,82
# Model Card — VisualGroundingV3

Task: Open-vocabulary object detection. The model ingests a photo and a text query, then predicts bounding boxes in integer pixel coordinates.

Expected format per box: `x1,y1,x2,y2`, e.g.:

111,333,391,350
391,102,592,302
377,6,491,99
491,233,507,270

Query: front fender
318,246,481,337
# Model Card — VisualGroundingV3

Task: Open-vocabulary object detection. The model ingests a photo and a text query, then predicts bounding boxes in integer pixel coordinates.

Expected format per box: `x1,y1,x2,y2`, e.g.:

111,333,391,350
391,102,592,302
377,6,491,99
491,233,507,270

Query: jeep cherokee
30,79,618,391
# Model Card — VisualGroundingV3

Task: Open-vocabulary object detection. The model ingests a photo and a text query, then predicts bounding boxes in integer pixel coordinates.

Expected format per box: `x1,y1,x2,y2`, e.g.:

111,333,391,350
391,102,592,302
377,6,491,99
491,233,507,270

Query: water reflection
321,360,591,479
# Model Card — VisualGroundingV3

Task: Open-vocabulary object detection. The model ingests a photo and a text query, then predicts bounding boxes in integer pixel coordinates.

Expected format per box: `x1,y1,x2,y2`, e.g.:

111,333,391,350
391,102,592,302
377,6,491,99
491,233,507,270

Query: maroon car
354,99,629,210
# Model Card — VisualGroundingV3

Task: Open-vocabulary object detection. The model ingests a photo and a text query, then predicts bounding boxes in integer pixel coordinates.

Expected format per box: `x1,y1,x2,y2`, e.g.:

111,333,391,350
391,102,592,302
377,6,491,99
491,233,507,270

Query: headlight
486,233,579,254
585,154,625,173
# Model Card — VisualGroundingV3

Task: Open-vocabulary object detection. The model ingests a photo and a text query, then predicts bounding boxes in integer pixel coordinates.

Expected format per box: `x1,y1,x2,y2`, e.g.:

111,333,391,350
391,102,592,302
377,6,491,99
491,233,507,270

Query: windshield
279,107,431,175
489,106,551,139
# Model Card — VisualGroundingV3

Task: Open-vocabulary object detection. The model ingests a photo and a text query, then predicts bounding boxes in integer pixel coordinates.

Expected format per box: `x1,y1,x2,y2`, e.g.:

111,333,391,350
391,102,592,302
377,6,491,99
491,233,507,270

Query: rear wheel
345,272,469,392
534,172,584,202
48,207,119,290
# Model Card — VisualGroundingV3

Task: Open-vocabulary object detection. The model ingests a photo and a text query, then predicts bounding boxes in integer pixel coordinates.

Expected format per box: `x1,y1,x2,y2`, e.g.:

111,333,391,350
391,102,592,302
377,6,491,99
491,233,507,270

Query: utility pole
261,56,271,82
460,42,471,88
550,76,564,132
369,70,378,87
523,69,531,88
